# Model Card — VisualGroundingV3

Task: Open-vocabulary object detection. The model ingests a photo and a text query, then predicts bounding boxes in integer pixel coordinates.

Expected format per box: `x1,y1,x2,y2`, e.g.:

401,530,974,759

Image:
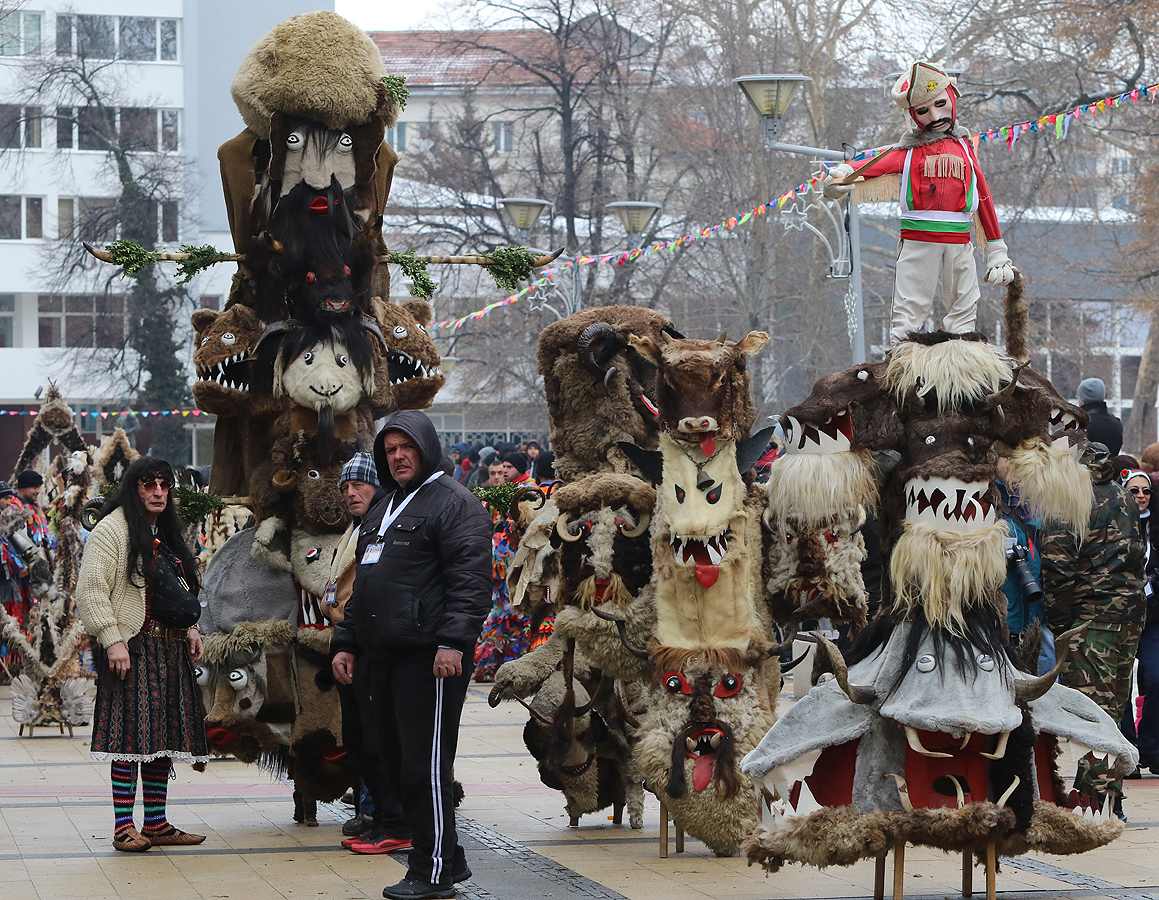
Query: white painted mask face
280,126,356,198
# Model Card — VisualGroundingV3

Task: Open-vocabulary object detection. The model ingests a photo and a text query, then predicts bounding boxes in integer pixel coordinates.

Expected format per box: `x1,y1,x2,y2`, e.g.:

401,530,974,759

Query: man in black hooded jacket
332,410,492,900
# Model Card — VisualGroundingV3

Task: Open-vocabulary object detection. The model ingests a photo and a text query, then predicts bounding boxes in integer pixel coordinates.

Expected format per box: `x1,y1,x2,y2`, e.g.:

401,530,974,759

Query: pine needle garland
176,244,231,284
484,246,537,294
105,239,154,276
380,75,410,112
473,482,520,515
173,484,224,524
391,250,436,299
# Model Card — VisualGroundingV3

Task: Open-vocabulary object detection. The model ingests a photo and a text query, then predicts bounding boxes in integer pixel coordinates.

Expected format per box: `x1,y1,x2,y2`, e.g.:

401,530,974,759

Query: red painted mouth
206,726,237,746
322,746,347,763
309,196,329,216
684,728,725,792
593,578,612,603
324,299,349,311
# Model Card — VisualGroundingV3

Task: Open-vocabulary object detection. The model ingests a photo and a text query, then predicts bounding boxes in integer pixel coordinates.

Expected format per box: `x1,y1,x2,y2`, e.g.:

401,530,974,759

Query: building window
0,106,41,148
492,121,514,152
0,196,44,239
161,200,178,242
61,107,176,152
76,14,115,59
0,295,13,348
161,110,178,151
77,105,114,151
77,196,118,242
56,106,72,148
388,123,407,152
38,293,125,348
417,121,439,143
119,107,156,151
57,197,73,238
57,15,177,61
1,12,43,56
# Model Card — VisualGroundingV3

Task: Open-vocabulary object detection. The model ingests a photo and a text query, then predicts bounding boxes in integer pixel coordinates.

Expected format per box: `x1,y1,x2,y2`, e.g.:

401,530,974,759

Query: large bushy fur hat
231,11,399,138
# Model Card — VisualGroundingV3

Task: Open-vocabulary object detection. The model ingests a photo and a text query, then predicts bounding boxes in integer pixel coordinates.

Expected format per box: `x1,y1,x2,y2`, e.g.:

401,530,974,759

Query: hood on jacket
374,410,444,495
1084,441,1116,485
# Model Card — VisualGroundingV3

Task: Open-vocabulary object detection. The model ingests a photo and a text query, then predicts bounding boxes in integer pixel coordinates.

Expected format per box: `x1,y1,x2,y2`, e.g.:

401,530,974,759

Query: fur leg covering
890,522,1007,635
1006,437,1093,537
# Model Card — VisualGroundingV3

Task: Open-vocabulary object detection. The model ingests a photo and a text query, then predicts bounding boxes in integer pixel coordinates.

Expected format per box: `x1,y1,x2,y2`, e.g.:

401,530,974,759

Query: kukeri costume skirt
90,632,210,763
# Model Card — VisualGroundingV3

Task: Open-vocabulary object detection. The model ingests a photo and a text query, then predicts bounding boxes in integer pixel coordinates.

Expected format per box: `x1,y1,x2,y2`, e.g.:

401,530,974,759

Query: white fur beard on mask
764,449,877,526
1006,437,1093,539
889,521,1007,635
885,340,1012,413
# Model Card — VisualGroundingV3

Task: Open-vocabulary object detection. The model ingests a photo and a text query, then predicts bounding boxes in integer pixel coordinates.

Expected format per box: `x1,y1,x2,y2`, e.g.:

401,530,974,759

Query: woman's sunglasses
1129,487,1152,496
138,477,173,492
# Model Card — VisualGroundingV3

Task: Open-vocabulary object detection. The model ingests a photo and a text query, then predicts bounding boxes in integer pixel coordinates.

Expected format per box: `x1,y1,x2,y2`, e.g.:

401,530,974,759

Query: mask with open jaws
192,305,262,415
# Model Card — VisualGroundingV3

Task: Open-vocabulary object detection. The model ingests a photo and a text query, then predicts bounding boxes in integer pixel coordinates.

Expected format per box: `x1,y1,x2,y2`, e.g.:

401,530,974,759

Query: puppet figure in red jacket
825,61,1016,346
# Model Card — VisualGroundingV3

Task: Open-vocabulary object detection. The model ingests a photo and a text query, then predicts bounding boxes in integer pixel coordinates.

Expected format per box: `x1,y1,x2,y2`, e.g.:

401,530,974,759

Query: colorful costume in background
474,518,528,681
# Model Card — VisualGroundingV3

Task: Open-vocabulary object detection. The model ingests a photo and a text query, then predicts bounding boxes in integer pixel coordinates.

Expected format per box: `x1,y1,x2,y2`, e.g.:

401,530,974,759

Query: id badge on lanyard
360,470,443,565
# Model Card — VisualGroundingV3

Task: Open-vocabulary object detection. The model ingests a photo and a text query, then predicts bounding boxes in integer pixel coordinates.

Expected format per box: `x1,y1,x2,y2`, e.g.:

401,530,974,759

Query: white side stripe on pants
430,677,445,884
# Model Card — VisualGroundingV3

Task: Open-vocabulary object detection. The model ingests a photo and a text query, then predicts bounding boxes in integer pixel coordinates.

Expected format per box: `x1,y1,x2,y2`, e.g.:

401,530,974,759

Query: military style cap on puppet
891,60,959,109
230,10,399,138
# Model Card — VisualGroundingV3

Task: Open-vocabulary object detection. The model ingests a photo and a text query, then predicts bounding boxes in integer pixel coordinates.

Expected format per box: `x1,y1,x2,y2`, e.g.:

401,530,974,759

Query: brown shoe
142,825,206,846
112,826,151,852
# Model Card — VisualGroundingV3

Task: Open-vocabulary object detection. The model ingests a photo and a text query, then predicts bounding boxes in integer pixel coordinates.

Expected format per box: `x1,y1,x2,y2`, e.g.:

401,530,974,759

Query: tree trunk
1125,306,1159,456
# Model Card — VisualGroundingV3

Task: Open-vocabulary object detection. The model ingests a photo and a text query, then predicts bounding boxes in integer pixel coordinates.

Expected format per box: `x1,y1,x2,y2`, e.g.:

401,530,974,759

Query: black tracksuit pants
338,655,411,839
365,648,471,886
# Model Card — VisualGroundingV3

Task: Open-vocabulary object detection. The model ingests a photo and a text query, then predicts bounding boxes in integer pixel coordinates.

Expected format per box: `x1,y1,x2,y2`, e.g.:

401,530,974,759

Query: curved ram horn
779,650,810,673
253,319,296,353
590,607,650,660
1015,622,1087,702
510,485,546,517
983,361,1029,410
577,321,622,377
618,510,650,538
361,315,387,353
488,684,508,708
555,513,585,543
573,673,603,719
767,627,799,658
802,631,876,704
613,679,640,728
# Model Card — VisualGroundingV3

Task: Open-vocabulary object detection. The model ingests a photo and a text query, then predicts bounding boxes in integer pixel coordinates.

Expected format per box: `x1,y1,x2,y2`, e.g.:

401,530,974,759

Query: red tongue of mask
690,543,718,588
593,578,611,602
309,196,329,216
699,433,716,457
693,754,716,792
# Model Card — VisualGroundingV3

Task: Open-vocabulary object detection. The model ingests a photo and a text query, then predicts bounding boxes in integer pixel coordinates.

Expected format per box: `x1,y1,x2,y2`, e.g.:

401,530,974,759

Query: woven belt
140,620,189,643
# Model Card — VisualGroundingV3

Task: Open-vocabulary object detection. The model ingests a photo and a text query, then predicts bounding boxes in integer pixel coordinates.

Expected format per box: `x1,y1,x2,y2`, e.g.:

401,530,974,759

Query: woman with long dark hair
76,456,209,851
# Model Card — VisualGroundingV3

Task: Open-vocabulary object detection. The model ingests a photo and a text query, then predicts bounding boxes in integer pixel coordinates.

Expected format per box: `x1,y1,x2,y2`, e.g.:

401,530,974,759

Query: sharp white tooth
1101,793,1112,822
709,732,722,749
685,736,697,752
792,781,823,817
1106,753,1118,771
706,542,723,565
1091,749,1108,763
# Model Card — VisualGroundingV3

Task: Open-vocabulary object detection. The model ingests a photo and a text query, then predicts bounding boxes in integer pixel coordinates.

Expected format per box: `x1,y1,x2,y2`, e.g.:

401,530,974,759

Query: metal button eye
977,654,995,671
221,332,236,345
393,325,408,339
925,435,935,445
916,654,936,673
857,370,868,381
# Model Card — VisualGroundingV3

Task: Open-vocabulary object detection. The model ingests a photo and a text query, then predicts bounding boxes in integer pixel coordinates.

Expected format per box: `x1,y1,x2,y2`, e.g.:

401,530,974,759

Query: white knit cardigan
74,507,148,648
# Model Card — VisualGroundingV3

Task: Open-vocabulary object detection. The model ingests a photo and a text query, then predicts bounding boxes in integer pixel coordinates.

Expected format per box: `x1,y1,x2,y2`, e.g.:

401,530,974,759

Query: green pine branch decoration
391,250,436,299
175,244,231,285
381,75,410,112
472,482,520,515
173,484,224,524
105,239,155,276
484,246,537,294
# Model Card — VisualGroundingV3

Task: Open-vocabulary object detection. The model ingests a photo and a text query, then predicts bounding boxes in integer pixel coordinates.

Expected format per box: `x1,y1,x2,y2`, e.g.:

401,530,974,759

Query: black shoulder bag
147,538,201,628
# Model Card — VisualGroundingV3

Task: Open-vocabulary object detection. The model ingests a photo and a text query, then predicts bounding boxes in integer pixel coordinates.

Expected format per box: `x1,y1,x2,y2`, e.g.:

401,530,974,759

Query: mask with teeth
371,297,445,413
192,305,262,415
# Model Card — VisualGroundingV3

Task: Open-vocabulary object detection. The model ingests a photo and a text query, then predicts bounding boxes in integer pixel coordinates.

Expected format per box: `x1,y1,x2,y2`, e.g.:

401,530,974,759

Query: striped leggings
110,758,172,833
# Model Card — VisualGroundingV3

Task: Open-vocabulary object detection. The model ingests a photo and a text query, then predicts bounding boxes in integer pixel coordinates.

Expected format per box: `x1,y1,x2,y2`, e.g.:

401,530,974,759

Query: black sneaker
342,812,373,837
382,878,455,900
453,863,472,883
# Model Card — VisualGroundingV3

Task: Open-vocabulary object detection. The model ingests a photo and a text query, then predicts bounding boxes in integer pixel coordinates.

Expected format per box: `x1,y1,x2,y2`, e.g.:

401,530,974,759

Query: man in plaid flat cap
825,60,1015,345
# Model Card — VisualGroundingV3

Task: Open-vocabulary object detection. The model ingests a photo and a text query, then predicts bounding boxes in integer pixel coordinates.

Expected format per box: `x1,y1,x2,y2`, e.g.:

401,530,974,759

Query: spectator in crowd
1042,442,1144,820
501,453,531,484
534,450,557,486
524,441,542,479
1115,455,1141,478
1141,443,1159,475
465,448,494,491
1078,378,1123,457
450,443,472,485
480,457,505,489
12,470,51,549
1120,470,1159,774
74,457,208,851
997,457,1048,673
321,452,413,855
456,447,477,486
332,411,491,900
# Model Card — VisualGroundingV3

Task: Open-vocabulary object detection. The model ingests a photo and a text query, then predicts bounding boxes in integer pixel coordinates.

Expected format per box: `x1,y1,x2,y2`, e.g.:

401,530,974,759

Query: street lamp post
733,74,866,365
498,197,663,319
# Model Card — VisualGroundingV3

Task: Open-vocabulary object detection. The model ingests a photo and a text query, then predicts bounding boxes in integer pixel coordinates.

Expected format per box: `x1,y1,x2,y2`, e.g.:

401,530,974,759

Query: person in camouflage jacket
1041,441,1145,813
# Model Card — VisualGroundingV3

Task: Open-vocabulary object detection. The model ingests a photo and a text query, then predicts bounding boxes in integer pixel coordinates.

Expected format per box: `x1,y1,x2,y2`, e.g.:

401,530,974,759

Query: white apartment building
0,0,329,469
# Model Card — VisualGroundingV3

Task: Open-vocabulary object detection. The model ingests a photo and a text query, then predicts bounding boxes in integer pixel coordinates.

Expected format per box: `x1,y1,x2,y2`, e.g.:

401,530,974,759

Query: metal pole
848,196,866,364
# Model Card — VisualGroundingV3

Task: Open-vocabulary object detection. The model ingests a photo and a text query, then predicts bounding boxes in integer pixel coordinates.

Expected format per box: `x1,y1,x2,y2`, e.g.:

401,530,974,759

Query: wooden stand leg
675,822,684,854
892,840,905,900
569,815,579,826
985,841,996,900
659,800,668,858
612,801,623,825
962,851,972,897
874,852,886,900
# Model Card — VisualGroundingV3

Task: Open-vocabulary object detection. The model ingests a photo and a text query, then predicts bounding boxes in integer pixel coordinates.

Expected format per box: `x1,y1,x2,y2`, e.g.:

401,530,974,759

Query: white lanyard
376,471,443,538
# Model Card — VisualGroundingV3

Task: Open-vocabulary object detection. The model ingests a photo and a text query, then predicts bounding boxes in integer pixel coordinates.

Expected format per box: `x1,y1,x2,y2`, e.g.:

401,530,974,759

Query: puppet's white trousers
889,238,981,345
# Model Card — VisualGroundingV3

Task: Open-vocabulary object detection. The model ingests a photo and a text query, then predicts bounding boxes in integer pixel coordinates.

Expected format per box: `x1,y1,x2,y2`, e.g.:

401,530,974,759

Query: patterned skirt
90,633,210,763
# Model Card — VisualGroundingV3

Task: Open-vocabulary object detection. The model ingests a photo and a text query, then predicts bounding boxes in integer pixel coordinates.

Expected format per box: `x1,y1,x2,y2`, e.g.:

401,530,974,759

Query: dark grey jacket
331,410,492,657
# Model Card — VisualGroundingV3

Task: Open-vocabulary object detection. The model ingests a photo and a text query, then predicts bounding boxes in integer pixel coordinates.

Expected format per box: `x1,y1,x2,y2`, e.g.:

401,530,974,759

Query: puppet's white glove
822,163,856,199
984,239,1015,286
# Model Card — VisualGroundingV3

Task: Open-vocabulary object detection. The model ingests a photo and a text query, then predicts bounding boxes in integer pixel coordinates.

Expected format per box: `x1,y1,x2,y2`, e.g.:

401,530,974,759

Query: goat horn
885,774,914,812
618,510,650,539
717,331,727,343
996,775,1021,808
361,315,387,352
555,513,585,543
802,631,876,704
945,774,966,809
514,693,555,726
767,627,799,658
488,684,508,708
905,725,952,758
983,361,1029,410
81,241,116,263
980,730,1011,760
1014,622,1087,702
590,607,650,660
262,231,284,253
613,679,639,728
576,322,620,376
779,650,810,673
511,485,546,517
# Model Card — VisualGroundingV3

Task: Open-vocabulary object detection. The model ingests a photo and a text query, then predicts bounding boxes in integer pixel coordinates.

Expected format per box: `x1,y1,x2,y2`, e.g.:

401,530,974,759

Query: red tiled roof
370,30,561,89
